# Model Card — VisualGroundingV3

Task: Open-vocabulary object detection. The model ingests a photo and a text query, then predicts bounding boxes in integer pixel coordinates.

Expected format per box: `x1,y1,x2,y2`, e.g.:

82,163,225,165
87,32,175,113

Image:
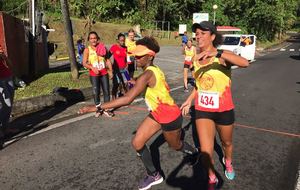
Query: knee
222,140,232,148
131,137,143,151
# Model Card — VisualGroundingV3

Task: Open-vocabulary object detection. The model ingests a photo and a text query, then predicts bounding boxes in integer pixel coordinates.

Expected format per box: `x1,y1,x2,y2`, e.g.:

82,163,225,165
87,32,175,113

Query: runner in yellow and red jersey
82,31,114,117
182,38,196,92
181,21,249,190
79,37,199,190
125,29,136,79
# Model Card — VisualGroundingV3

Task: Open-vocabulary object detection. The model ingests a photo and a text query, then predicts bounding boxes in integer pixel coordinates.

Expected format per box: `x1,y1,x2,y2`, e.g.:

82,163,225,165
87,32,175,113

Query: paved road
0,41,299,190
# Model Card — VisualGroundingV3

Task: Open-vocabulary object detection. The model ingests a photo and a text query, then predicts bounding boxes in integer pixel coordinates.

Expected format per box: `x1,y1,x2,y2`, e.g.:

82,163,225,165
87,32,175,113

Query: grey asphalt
0,40,299,190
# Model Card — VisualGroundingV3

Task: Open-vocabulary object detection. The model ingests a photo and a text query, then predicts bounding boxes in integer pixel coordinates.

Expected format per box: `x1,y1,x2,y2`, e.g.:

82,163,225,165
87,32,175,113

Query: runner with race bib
181,21,249,190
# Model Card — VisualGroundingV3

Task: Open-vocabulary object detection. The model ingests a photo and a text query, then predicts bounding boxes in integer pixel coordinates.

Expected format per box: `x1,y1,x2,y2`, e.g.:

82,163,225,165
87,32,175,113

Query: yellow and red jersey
144,66,181,123
125,38,136,63
184,46,195,65
88,46,107,76
193,57,234,112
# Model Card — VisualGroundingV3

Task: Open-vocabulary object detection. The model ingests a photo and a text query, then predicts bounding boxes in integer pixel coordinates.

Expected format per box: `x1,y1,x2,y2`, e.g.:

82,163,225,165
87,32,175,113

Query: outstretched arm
100,70,153,109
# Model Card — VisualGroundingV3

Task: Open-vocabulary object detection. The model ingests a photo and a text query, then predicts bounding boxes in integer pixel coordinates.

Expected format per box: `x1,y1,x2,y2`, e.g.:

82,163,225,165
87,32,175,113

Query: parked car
219,34,256,61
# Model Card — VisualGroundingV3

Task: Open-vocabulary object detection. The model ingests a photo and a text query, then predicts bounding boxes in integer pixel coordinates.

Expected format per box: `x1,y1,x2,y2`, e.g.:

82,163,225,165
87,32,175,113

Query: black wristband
216,49,223,58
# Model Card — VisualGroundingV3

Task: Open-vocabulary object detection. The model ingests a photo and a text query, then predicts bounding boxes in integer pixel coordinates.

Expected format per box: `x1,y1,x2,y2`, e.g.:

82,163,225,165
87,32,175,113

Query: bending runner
79,37,198,190
180,21,249,189
182,38,196,92
82,31,114,117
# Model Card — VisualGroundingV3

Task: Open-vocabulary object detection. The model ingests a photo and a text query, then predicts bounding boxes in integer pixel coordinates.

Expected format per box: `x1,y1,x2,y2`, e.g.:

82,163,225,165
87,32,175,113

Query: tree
60,0,79,79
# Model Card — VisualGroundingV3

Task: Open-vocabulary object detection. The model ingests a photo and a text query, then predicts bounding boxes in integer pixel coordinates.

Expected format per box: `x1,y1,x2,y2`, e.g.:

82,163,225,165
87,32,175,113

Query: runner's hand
180,100,191,116
196,50,217,60
91,67,99,74
128,79,136,85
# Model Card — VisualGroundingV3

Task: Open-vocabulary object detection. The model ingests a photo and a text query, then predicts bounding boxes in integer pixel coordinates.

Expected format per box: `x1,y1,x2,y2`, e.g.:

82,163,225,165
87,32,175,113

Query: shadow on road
3,90,85,149
290,55,300,60
149,106,225,189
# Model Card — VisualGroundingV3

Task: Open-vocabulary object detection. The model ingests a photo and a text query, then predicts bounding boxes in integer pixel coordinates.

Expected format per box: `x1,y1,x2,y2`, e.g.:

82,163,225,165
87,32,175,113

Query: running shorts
148,113,183,131
195,109,235,125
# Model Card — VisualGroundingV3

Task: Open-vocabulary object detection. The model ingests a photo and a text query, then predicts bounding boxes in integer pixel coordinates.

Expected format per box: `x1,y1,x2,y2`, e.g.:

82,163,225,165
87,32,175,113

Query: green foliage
1,0,299,41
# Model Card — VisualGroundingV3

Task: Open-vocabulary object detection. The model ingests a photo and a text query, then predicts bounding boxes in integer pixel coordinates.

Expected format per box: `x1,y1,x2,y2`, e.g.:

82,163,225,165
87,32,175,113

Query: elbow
240,60,249,68
122,95,134,106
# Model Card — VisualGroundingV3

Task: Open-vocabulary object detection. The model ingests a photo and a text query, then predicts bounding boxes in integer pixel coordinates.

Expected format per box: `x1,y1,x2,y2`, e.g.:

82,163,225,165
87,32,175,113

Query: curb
12,87,93,117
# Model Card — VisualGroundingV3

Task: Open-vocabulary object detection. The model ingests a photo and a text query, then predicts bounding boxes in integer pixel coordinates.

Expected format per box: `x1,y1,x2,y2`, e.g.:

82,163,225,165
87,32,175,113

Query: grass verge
15,69,91,100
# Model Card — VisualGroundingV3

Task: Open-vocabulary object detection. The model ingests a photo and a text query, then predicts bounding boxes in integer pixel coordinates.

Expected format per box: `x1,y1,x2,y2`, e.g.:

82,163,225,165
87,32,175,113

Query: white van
219,34,256,61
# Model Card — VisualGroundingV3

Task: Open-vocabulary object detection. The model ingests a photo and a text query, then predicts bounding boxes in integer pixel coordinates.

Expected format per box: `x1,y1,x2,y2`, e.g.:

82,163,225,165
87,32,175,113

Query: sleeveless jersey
193,57,234,112
184,46,195,65
125,38,136,63
88,46,107,76
144,66,181,123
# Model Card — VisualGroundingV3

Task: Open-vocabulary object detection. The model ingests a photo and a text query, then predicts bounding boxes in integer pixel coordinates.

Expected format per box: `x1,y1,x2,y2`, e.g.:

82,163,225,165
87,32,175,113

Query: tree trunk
60,0,79,79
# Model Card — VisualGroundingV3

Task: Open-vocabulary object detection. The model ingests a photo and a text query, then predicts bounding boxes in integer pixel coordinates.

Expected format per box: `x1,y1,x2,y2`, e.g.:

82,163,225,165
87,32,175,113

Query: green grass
15,69,91,100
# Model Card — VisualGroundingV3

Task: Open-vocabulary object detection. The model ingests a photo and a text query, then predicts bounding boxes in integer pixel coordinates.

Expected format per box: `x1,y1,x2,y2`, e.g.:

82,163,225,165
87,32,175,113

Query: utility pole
60,0,79,79
28,0,36,77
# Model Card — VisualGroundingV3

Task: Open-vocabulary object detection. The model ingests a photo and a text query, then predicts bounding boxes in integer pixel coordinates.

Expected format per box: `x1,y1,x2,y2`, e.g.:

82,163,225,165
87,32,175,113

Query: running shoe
138,172,163,190
95,104,103,118
102,110,115,117
222,157,235,180
208,176,218,190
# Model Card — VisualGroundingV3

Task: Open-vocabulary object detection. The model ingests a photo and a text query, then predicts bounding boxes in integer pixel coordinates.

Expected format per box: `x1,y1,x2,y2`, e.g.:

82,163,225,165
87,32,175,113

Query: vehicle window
222,37,240,45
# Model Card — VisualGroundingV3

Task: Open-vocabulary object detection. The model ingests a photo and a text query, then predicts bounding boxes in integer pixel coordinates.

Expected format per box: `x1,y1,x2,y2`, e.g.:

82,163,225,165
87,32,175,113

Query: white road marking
280,49,286,51
296,167,300,190
290,49,295,52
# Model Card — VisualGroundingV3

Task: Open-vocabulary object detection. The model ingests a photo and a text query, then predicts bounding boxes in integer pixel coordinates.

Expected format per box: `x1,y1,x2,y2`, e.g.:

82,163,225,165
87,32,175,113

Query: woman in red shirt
108,33,130,99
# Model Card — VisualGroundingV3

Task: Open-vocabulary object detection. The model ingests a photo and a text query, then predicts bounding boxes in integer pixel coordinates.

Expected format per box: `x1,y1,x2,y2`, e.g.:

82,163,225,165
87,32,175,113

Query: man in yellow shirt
125,29,136,78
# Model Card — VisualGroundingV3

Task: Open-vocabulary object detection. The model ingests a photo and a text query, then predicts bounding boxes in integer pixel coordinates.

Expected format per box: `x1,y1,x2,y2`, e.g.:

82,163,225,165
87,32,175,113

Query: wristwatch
216,49,223,58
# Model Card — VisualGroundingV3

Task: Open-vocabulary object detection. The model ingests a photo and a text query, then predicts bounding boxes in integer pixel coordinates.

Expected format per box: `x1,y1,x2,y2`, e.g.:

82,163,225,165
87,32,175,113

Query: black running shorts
184,64,194,71
195,109,235,125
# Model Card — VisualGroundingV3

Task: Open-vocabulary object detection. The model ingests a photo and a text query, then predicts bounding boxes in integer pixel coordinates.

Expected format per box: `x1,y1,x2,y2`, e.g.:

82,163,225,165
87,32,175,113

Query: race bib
185,56,192,61
198,91,219,109
92,60,105,70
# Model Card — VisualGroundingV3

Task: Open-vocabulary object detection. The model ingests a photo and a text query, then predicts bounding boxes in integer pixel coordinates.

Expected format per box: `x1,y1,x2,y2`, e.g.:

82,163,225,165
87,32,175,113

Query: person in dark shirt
0,45,14,149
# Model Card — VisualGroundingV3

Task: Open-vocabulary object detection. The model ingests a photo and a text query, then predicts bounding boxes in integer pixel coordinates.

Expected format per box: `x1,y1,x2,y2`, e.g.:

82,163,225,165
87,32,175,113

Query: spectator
125,29,136,79
82,31,114,117
77,38,85,66
240,36,252,46
0,45,14,149
108,33,130,99
181,31,188,46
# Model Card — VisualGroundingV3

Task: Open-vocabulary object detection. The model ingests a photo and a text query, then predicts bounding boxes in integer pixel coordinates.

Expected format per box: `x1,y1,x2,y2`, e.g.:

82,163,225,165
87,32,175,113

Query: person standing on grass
0,45,14,149
182,38,196,92
180,21,249,190
108,33,130,99
78,37,199,190
82,31,114,117
77,38,85,66
125,28,136,79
